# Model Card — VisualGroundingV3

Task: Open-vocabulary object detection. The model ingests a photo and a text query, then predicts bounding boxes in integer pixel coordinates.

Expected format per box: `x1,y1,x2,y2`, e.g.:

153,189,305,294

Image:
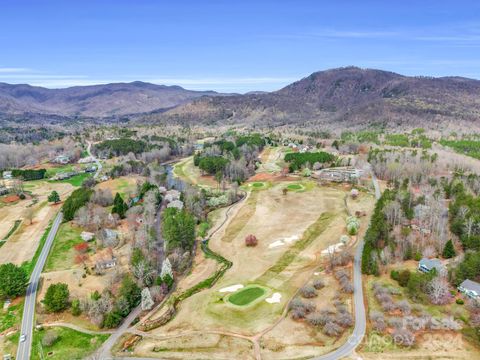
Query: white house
2,171,12,179
81,231,95,242
458,279,480,299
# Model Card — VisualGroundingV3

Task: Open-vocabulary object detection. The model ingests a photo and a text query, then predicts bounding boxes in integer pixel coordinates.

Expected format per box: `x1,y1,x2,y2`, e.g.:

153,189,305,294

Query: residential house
2,171,12,180
458,279,480,299
78,156,95,164
0,186,8,196
53,155,70,164
312,167,362,183
418,258,446,275
81,231,95,242
84,166,97,173
93,248,117,270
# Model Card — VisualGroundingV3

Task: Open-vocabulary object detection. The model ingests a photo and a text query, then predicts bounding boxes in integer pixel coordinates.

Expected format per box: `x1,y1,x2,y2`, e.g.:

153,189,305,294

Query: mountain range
2,67,480,129
0,81,222,118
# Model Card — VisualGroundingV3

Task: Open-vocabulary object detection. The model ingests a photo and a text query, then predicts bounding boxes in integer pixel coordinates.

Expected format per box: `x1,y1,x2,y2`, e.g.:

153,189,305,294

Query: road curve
86,141,102,179
312,169,381,360
16,211,63,360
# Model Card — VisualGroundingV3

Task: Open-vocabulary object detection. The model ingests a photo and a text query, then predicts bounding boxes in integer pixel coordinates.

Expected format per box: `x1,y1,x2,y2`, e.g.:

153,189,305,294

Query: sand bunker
265,292,282,304
268,235,299,249
219,284,244,293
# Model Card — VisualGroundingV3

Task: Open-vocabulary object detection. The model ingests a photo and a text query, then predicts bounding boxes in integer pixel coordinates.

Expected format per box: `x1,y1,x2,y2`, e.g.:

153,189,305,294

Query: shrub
103,310,123,328
390,270,400,281
306,312,324,326
396,300,411,315
336,312,353,327
245,234,258,247
456,298,464,305
291,308,306,320
312,279,325,290
42,330,59,347
392,328,415,347
19,193,26,200
71,299,81,316
300,285,317,298
323,321,342,336
74,242,89,254
398,270,411,287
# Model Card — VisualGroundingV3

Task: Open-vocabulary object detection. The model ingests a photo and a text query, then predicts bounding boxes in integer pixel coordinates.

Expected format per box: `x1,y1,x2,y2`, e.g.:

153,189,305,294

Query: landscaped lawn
44,222,83,272
56,172,92,187
31,326,109,360
228,286,266,306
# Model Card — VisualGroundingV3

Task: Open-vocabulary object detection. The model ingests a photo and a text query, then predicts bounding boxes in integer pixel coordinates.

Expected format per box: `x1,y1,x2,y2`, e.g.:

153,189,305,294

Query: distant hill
149,67,480,130
2,67,480,130
0,81,223,117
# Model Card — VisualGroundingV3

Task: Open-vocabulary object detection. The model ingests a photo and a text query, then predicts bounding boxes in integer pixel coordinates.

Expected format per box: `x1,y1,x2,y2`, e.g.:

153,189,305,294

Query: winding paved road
16,212,63,360
312,168,381,360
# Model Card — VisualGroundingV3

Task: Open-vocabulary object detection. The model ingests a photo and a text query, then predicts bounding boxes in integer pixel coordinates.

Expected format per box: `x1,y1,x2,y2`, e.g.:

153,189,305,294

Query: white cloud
0,67,31,73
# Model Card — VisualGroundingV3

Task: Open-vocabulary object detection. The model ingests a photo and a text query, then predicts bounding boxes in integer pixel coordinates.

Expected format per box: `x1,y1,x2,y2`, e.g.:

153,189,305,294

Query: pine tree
112,193,127,219
443,240,456,259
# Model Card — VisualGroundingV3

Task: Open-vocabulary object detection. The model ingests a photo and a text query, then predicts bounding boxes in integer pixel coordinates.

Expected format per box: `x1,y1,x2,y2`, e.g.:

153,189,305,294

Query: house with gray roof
458,279,480,299
418,258,446,275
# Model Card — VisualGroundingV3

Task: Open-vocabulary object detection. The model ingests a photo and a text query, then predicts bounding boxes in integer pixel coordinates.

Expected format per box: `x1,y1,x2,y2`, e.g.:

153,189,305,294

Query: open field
44,222,83,272
131,179,375,359
96,175,141,199
0,181,74,266
174,156,218,188
30,326,108,360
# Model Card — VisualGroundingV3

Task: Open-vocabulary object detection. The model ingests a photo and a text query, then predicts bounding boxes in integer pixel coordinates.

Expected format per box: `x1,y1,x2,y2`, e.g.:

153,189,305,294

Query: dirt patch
247,173,297,182
1,195,20,203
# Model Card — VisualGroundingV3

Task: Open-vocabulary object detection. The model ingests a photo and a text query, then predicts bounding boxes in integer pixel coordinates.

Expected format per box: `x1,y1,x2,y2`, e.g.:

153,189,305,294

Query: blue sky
1,0,480,92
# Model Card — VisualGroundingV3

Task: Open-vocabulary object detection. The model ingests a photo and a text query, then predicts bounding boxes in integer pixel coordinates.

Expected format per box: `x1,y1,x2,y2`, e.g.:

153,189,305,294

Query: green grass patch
0,300,24,332
2,220,22,240
44,222,83,272
45,164,78,177
31,326,109,360
227,286,266,306
55,172,92,187
252,182,265,188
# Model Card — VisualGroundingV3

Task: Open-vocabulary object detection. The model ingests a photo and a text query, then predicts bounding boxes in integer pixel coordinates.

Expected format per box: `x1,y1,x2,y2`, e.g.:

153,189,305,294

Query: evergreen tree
112,193,128,219
43,283,70,312
0,263,28,298
443,240,456,259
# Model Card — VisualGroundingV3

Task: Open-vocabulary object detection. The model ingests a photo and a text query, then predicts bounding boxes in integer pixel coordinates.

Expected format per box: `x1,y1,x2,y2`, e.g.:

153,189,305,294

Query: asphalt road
16,211,63,360
312,169,381,360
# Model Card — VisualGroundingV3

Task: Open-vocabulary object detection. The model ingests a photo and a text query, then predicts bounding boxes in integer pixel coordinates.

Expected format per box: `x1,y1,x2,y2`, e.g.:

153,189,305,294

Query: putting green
287,183,304,190
227,286,266,306
251,182,265,188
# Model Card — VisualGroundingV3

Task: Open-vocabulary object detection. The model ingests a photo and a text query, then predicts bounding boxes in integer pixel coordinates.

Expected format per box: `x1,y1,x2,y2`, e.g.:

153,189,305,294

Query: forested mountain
0,81,222,117
2,67,480,130
151,67,480,130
